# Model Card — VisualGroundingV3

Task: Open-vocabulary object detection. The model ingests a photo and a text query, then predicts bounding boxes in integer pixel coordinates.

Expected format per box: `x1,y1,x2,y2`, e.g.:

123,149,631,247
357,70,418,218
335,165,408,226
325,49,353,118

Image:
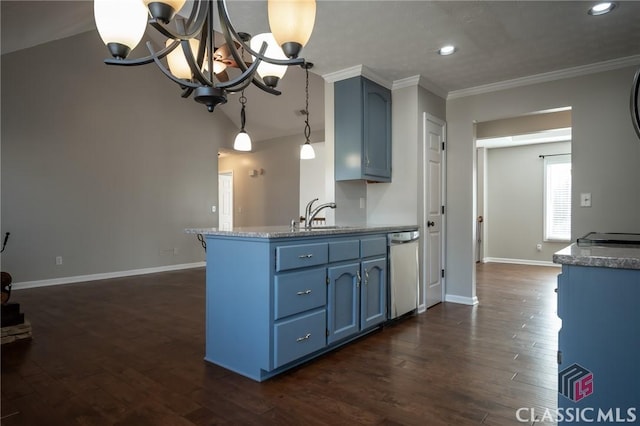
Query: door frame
419,113,447,312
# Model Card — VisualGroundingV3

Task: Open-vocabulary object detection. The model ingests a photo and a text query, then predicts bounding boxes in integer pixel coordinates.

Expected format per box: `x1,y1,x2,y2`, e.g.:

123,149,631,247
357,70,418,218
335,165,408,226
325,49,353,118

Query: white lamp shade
94,0,148,51
234,131,252,151
300,142,315,159
250,33,288,80
166,38,199,79
268,0,316,49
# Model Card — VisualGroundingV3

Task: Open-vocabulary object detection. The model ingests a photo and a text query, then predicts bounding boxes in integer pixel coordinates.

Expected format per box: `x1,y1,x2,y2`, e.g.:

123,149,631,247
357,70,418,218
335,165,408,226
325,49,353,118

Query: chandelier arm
181,39,213,86
217,0,249,74
104,40,180,66
181,87,195,98
146,41,202,89
148,1,209,41
214,47,265,89
221,75,254,93
217,0,305,67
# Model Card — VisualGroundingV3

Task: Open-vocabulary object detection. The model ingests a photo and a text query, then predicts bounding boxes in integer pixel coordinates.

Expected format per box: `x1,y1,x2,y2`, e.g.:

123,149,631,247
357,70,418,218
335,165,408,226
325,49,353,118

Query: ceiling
2,1,640,143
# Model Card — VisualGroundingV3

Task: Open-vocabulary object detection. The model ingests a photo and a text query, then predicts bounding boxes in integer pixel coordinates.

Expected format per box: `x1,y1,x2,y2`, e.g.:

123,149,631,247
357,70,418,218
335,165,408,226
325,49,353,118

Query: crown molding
322,65,392,89
448,55,640,100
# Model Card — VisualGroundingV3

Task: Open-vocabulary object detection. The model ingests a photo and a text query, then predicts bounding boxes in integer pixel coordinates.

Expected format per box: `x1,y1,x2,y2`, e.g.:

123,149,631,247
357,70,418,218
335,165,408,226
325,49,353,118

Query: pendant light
234,91,252,151
300,63,315,160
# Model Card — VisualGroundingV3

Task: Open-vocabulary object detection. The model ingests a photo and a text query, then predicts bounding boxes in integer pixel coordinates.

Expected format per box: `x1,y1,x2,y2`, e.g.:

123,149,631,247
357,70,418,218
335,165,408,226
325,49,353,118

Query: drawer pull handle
296,289,312,295
296,333,311,342
298,254,313,259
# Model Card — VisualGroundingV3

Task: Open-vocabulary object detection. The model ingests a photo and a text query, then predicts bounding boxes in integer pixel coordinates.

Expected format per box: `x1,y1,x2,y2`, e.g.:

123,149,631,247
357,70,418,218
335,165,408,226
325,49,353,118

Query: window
544,154,571,241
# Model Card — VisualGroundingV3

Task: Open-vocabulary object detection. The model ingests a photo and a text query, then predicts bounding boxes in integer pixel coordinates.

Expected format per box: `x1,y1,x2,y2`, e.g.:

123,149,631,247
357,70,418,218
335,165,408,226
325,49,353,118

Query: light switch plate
580,193,592,207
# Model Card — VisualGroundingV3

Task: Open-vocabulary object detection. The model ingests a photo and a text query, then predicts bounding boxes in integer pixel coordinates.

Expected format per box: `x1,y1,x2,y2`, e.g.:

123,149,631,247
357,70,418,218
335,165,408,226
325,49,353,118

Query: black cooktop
577,232,640,246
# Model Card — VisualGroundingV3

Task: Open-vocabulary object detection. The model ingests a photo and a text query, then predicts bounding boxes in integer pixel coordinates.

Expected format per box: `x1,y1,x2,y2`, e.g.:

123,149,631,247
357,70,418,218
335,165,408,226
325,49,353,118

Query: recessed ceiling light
438,45,456,56
588,2,616,15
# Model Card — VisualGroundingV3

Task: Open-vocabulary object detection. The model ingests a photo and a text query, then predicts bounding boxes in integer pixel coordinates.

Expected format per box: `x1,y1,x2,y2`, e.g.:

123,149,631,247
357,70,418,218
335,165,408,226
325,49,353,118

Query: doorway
218,171,233,230
421,113,446,310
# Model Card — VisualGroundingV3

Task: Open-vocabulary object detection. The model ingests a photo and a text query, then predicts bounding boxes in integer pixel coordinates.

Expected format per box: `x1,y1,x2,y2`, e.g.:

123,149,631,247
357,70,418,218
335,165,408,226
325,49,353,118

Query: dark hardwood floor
1,263,560,425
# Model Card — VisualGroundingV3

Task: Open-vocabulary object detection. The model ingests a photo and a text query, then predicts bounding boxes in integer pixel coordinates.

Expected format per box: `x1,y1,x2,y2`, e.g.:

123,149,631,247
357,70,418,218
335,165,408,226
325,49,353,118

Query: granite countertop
553,243,640,270
185,224,419,239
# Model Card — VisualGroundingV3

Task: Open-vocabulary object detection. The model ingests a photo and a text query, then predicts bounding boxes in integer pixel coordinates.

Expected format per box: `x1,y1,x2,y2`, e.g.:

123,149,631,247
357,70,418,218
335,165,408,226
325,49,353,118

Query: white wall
447,65,640,303
1,31,237,285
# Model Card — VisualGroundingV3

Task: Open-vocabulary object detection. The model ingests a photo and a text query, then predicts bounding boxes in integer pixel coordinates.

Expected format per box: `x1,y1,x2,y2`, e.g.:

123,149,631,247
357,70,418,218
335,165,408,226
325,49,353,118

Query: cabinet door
363,79,391,181
361,257,387,329
327,263,360,344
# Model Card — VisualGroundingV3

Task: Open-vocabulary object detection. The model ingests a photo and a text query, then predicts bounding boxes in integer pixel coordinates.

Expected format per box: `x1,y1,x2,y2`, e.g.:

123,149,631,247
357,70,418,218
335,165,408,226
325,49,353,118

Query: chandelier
94,0,316,112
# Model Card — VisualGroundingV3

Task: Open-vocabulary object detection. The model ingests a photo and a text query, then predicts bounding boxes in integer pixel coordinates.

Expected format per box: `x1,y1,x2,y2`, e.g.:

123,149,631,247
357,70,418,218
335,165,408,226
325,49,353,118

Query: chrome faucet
304,198,319,224
306,201,337,228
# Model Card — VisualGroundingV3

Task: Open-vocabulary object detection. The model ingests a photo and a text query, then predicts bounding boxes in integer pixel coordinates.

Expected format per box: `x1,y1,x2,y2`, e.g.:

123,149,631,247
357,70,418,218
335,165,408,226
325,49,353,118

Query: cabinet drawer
274,268,326,320
276,243,328,272
329,240,360,263
274,309,326,368
360,237,387,258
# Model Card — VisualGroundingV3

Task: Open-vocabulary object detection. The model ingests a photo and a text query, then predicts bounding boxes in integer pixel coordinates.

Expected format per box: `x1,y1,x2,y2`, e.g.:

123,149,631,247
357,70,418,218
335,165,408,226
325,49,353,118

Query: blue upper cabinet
335,76,392,182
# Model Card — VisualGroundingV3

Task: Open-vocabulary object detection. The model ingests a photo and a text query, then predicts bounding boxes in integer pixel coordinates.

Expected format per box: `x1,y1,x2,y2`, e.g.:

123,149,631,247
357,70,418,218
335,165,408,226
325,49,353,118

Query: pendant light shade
234,131,252,151
300,141,315,159
234,91,252,151
268,0,316,58
94,0,148,59
250,33,288,88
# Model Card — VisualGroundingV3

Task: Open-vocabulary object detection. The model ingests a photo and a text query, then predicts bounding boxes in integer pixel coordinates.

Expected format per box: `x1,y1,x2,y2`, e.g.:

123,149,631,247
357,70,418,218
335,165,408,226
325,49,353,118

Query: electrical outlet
580,193,592,207
536,243,542,252
56,256,63,265
211,205,216,213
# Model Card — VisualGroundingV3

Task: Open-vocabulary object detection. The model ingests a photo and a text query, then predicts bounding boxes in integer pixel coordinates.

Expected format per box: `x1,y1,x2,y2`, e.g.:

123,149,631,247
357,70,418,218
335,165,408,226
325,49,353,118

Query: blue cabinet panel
557,265,640,423
361,237,387,258
276,242,328,271
274,309,326,368
329,239,360,263
274,268,326,320
335,76,391,182
327,263,360,344
361,258,386,329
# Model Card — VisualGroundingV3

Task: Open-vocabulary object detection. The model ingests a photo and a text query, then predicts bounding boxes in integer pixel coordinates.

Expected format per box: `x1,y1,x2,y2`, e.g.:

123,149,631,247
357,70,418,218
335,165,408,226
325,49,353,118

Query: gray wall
1,30,237,284
485,141,572,263
218,130,323,227
447,65,640,302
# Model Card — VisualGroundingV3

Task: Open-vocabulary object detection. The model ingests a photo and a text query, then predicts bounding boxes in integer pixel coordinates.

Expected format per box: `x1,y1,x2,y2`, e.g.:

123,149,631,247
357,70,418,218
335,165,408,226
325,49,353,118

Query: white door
218,172,233,230
422,113,445,309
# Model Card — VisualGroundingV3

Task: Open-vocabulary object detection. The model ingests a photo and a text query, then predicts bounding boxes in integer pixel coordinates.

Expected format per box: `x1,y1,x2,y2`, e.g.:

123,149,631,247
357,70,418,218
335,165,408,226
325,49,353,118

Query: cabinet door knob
356,270,361,287
427,221,435,227
364,269,369,285
296,289,312,295
298,254,313,259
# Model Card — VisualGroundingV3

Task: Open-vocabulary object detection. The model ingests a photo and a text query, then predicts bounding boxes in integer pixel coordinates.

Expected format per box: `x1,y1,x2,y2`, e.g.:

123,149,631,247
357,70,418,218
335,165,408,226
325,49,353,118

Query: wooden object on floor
1,320,32,345
1,264,560,425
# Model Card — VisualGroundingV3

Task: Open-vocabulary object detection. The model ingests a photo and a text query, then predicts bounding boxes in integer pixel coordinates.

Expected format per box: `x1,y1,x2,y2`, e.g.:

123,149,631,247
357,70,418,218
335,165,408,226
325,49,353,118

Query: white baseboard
445,294,479,305
12,262,206,290
482,257,560,267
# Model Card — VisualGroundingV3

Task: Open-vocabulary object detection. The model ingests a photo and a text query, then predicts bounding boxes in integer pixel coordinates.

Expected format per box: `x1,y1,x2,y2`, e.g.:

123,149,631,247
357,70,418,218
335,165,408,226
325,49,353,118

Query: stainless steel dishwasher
387,230,420,319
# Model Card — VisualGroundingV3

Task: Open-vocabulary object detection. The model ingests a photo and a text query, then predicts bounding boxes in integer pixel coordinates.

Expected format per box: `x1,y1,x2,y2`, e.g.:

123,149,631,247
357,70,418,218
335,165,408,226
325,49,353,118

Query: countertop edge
185,225,419,239
553,243,640,270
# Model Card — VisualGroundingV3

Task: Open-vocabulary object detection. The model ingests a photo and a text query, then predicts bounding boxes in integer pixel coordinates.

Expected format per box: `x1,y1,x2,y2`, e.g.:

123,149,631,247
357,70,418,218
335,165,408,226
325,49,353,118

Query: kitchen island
187,225,418,381
553,242,640,423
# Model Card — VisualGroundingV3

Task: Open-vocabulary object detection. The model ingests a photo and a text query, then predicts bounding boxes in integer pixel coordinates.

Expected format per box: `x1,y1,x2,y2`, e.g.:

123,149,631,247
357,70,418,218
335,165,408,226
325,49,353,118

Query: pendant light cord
304,66,311,142
239,91,247,130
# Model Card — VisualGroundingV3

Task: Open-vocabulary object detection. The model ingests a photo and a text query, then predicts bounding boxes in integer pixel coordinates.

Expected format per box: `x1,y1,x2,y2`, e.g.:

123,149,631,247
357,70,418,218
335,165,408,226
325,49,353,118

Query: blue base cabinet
557,265,640,424
205,233,388,381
